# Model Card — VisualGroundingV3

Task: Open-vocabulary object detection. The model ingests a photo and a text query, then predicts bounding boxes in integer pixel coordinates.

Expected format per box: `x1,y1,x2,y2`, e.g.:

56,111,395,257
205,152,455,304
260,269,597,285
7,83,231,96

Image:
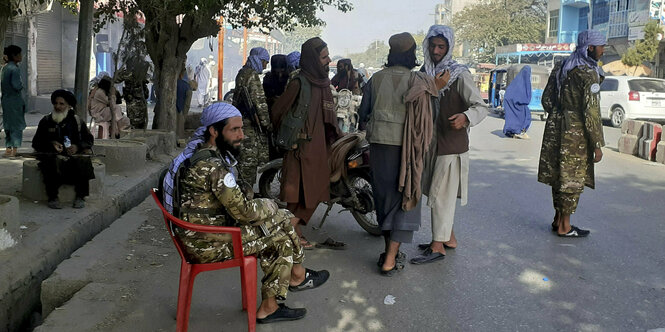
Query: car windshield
628,79,665,92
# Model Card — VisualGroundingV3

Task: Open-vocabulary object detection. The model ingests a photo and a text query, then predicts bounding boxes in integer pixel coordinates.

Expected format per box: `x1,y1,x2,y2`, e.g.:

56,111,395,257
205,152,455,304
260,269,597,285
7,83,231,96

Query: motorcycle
332,88,361,133
257,136,380,236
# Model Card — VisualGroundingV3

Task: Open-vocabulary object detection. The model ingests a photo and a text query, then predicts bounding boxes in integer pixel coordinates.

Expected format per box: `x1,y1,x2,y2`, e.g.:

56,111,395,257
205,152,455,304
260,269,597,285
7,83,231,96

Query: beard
216,135,241,157
52,110,68,124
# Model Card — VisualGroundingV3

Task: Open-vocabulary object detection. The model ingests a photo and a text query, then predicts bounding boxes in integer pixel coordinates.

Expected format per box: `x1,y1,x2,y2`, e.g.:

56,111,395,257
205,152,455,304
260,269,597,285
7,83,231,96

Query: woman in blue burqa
502,65,532,139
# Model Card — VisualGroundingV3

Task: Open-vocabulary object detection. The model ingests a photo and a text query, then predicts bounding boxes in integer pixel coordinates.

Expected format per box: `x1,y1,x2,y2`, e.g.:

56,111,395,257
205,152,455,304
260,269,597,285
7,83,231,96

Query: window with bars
549,10,559,38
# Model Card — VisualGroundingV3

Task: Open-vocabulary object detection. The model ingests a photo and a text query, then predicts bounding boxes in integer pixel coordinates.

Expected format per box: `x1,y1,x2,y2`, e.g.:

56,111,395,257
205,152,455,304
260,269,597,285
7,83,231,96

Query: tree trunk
153,56,179,130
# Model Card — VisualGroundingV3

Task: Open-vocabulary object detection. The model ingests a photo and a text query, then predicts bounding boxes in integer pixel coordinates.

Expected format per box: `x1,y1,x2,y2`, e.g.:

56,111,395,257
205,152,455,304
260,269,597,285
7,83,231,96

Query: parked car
600,76,665,127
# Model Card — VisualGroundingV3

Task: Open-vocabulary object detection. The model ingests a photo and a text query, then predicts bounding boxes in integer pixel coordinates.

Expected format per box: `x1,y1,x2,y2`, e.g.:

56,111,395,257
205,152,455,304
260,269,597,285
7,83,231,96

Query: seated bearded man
32,89,95,209
162,102,329,324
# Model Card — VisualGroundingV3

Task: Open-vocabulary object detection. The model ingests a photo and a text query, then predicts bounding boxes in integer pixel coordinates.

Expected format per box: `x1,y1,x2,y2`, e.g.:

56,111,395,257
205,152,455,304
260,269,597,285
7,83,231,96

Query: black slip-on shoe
376,251,406,267
72,197,85,209
557,225,590,238
410,248,445,265
418,243,456,250
256,303,306,324
288,269,329,292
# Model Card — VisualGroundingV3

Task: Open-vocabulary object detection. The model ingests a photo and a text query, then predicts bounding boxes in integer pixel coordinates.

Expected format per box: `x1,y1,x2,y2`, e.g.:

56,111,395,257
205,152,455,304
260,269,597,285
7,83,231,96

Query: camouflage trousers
552,188,580,215
237,123,269,188
126,100,148,129
176,209,303,300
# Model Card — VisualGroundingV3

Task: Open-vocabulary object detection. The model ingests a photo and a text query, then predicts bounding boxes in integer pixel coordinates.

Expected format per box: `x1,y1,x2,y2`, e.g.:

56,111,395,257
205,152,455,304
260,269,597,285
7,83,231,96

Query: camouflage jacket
233,67,271,133
538,64,605,192
115,68,149,103
175,146,280,261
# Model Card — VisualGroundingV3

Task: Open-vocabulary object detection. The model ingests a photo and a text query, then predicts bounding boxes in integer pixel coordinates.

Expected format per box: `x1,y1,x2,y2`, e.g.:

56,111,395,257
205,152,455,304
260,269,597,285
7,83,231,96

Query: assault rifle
237,86,264,135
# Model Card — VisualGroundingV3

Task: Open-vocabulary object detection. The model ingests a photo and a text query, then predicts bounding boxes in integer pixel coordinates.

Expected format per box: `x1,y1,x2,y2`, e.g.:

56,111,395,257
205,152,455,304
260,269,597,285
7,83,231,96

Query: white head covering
422,25,469,93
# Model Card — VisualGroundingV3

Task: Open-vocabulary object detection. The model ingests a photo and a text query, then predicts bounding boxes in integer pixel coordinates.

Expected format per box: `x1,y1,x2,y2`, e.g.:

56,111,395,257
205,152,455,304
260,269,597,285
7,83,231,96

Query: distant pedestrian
411,25,488,265
194,58,211,107
538,30,606,238
1,45,26,158
502,65,532,139
263,54,288,112
176,66,192,138
115,58,150,129
89,76,130,138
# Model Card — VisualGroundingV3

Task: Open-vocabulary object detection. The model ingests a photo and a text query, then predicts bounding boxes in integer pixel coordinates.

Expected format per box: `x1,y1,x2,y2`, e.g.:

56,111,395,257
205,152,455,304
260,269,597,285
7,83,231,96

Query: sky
319,0,440,57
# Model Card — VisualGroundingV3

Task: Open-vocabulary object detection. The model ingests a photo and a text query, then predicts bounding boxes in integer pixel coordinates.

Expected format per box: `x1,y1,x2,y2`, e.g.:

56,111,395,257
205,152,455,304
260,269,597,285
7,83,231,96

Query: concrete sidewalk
0,107,176,331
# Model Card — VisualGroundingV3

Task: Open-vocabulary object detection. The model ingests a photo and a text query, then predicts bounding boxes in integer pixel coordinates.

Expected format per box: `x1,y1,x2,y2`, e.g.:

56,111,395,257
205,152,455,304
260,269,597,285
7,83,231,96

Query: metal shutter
35,4,62,95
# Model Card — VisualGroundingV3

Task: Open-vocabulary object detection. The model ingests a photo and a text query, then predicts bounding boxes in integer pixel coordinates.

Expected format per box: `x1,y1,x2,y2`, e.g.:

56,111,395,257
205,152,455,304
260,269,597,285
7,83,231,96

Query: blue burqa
502,66,532,136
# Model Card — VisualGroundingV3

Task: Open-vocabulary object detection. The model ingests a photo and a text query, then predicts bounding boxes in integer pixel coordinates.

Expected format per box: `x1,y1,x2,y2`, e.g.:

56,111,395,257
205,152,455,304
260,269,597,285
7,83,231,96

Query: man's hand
435,70,451,91
593,148,603,163
66,144,78,156
52,141,63,153
448,113,469,130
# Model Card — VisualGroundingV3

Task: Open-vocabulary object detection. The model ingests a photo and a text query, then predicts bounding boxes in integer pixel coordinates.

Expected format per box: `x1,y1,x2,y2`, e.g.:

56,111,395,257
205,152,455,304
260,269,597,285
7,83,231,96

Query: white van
600,76,665,127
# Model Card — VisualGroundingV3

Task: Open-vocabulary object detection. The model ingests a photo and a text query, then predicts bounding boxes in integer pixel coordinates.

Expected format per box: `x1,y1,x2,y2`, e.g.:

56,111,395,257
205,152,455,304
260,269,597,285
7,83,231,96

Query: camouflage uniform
115,69,149,129
175,146,303,300
538,63,605,214
233,67,271,187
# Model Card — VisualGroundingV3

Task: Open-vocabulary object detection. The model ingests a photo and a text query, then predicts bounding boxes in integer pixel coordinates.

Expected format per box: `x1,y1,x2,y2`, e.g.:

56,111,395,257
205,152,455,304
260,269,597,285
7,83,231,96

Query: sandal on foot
410,248,445,265
256,303,307,324
376,251,406,267
288,269,330,292
315,237,347,250
557,225,590,238
417,242,456,250
380,262,404,277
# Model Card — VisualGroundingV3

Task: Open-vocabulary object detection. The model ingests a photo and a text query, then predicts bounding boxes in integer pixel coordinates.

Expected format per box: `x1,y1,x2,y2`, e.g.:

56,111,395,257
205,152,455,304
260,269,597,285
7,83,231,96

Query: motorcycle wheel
258,168,286,207
347,172,381,236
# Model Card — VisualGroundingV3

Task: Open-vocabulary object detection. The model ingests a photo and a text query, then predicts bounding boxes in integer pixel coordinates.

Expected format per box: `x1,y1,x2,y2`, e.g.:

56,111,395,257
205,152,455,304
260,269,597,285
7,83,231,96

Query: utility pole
74,0,94,121
218,17,224,100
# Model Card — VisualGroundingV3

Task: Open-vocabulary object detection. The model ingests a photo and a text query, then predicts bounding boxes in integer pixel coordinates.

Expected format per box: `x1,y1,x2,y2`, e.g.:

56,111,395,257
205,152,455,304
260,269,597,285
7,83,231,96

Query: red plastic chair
150,189,257,332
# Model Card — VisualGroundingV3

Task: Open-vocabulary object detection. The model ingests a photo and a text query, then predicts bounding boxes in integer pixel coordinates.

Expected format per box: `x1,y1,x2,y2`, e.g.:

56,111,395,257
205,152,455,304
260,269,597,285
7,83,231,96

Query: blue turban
247,55,264,73
249,47,270,62
163,102,242,213
287,51,301,70
556,30,607,90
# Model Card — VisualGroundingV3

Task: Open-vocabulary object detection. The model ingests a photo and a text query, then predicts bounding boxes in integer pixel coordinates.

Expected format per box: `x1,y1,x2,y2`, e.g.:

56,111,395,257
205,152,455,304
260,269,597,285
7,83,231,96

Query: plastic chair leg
243,257,257,332
176,262,195,332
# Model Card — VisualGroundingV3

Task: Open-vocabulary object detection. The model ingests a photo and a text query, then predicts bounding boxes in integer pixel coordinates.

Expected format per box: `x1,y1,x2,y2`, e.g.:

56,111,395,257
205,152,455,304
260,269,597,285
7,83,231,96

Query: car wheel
610,106,625,128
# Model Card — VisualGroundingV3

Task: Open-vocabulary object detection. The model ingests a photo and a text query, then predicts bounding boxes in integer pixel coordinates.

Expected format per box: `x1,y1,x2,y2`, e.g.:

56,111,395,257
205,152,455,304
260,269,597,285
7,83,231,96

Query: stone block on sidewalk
618,134,639,155
93,140,147,173
120,129,176,159
185,112,201,130
638,122,662,161
656,141,665,164
621,119,646,135
0,194,19,241
22,159,106,202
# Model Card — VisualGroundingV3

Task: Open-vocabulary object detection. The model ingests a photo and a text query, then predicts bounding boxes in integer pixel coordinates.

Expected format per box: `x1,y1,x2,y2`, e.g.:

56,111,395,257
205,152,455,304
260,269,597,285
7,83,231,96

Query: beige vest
366,66,412,146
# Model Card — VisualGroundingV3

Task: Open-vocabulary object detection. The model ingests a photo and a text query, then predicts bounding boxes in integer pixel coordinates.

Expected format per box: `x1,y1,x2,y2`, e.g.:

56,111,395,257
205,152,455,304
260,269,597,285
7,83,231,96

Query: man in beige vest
411,25,488,265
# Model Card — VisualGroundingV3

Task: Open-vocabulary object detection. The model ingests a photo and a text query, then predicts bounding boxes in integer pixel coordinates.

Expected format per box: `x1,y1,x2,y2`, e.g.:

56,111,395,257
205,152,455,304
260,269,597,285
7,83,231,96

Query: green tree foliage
621,20,663,74
453,0,546,63
282,25,323,53
95,0,352,130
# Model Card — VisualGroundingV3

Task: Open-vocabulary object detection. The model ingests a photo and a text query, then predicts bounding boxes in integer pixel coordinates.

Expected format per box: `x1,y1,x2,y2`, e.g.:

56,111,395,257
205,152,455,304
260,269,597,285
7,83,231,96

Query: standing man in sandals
538,30,606,238
358,32,446,276
271,38,341,250
411,25,488,265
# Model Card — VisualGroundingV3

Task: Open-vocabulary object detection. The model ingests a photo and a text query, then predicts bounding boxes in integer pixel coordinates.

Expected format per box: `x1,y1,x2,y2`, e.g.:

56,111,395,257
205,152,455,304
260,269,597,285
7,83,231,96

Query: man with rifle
233,47,271,190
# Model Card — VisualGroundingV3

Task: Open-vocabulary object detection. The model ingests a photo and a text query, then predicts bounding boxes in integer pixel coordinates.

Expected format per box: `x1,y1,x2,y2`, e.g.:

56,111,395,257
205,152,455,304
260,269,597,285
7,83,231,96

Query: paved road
37,114,665,332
